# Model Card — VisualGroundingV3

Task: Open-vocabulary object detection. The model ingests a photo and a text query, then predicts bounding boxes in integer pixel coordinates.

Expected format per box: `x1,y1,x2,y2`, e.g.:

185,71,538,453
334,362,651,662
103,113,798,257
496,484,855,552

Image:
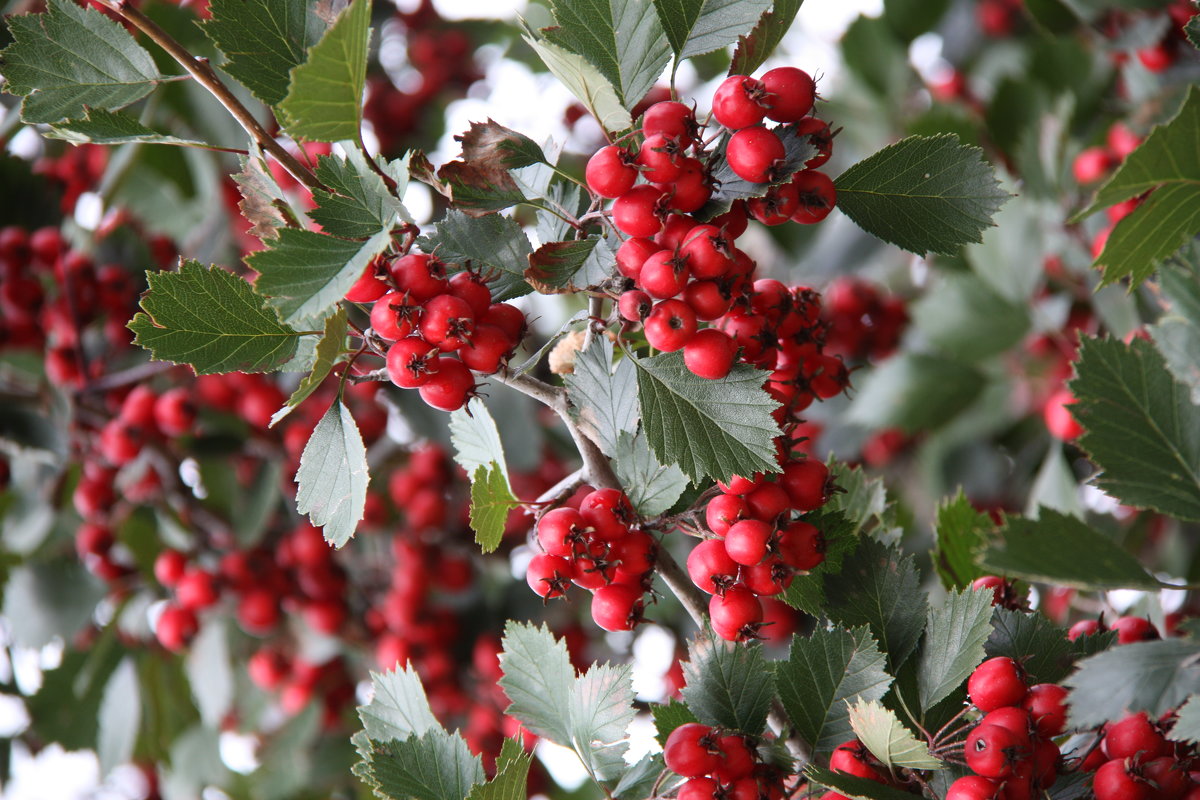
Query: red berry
1092,758,1151,800
683,280,733,321
683,328,736,380
1022,683,1068,737
713,734,755,781
612,185,666,237
618,289,653,322
726,126,785,183
417,357,475,411
1103,712,1169,764
708,585,763,641
659,156,711,212
390,253,448,300
712,75,767,130
481,302,526,343
790,169,837,223
637,133,685,183
237,588,281,634
344,259,389,303
371,291,422,341
579,488,634,540
687,539,740,595
945,776,1001,800
386,337,440,388
586,145,637,198
459,323,512,373
156,604,198,652
723,519,773,566
419,294,475,352
590,584,644,631
705,493,748,537
965,723,1023,779
153,388,196,437
642,101,698,145
1067,618,1103,641
829,740,886,783
748,182,800,225
537,507,588,557
980,706,1033,748
1044,388,1083,441
175,567,219,610
616,237,661,280
154,549,187,587
639,250,691,299
677,777,720,800
1073,147,1113,184
525,554,572,599
643,299,697,352
760,67,816,122
1140,756,1189,800
775,520,824,570
779,458,829,511
792,116,834,168
663,723,720,777
448,271,493,317
1110,616,1159,644
968,657,1027,712
740,558,793,596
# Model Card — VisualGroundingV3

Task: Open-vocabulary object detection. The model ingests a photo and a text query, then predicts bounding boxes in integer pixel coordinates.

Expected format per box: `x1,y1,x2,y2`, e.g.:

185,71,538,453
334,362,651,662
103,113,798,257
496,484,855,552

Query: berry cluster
1068,614,1160,644
1085,710,1199,800
526,488,659,632
1072,122,1144,261
689,458,832,641
820,277,908,364
664,722,785,800
352,253,527,412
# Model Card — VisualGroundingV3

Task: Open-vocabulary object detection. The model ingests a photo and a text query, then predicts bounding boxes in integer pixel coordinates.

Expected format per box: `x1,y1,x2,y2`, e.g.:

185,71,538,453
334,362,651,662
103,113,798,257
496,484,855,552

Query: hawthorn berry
968,657,1027,711
726,126,785,183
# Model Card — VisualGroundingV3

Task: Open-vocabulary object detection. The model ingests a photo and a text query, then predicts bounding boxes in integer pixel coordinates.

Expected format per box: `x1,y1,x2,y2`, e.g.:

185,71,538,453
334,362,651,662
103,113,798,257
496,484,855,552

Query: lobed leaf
359,665,440,743
848,698,942,771
527,235,619,293
1065,639,1200,729
680,629,775,734
916,588,994,712
931,489,994,589
986,607,1116,686
613,429,688,517
417,211,533,302
469,465,517,554
128,260,303,375
270,309,348,427
1170,694,1200,744
277,0,371,141
295,400,369,548
564,337,640,457
360,729,484,800
652,0,772,62
729,0,804,76
466,740,532,800
310,151,412,239
46,108,207,148
523,34,633,134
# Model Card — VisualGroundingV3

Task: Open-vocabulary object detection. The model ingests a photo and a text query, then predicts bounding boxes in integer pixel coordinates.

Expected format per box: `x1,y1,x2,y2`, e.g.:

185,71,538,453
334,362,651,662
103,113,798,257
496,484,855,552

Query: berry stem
93,0,323,192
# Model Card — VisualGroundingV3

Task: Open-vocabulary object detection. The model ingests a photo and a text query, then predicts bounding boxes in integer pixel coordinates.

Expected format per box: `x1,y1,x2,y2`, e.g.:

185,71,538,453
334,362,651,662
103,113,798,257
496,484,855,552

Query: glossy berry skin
980,706,1032,748
459,323,513,373
618,289,653,323
968,657,1027,712
448,271,492,317
945,776,1001,800
639,250,690,299
793,116,834,168
663,723,720,777
790,170,837,223
677,777,720,800
525,554,572,599
1092,758,1151,800
590,584,644,631
779,459,829,511
1021,683,1068,737
637,133,684,183
712,734,755,781
712,76,767,130
1103,712,1169,763
153,549,187,587
687,539,740,595
726,126,785,183
156,604,198,652
642,101,698,145
387,338,439,388
1110,616,1159,644
643,299,697,352
829,740,885,783
537,507,587,557
1140,756,1189,800
704,493,747,536
612,185,666,237
723,519,773,566
419,294,475,352
965,724,1023,779
390,253,449,301
153,388,196,436
760,67,816,122
616,237,661,280
709,585,763,641
684,328,736,380
1067,618,1103,641
417,358,475,411
1073,146,1113,184
775,520,824,570
586,145,637,198
344,261,389,302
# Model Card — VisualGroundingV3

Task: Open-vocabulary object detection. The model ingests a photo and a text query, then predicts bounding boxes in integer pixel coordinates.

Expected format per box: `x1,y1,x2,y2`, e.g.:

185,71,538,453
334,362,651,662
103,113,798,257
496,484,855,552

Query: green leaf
776,625,893,755
883,0,952,40
542,0,671,110
614,429,687,516
1065,639,1200,729
680,629,774,734
1023,0,1080,33
700,127,817,219
526,235,619,292
310,151,411,239
804,765,929,800
1,562,105,648
729,0,804,76
497,622,575,745
233,149,300,241
911,273,1029,361
632,351,780,484
469,465,517,554
834,134,1009,256
97,657,141,776
651,699,699,746
270,308,347,427
569,662,637,781
295,400,368,548
467,739,532,800
1187,15,1200,49
1170,694,1200,743
565,338,640,457
359,665,440,743
417,211,534,302
1068,336,1200,522
184,618,233,728
1026,445,1085,519
985,607,1115,686
652,0,772,62
430,121,543,217
277,0,371,141
781,509,860,616
128,261,303,374
848,698,942,771
449,399,509,476
45,108,207,148
523,34,633,134
841,15,909,101
453,119,547,171
932,489,994,589
249,227,391,326
200,0,327,106
1151,256,1200,403
824,538,927,671
917,588,994,712
360,729,485,800
611,753,667,800
826,462,890,537
980,509,1162,590
0,0,164,123
845,353,984,433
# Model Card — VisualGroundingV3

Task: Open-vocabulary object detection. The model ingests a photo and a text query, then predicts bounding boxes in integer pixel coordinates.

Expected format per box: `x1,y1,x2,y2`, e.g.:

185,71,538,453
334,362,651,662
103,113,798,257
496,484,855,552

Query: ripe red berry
639,250,691,299
705,492,748,537
683,328,736,380
726,126,785,183
779,458,829,511
945,776,1001,800
618,289,654,322
760,67,816,122
1103,711,1169,764
1092,758,1151,800
663,722,720,777
965,723,1024,779
1067,618,1103,641
448,271,492,317
153,387,196,437
723,519,773,566
712,75,768,130
708,585,763,641
590,583,644,631
525,554,573,599
1021,683,1068,737
790,169,837,223
586,145,638,198
683,280,733,321
637,133,685,183
643,299,697,352
616,237,661,280
829,740,886,783
390,253,448,300
687,539,740,594
748,182,800,225
1072,146,1113,184
658,156,711,212
537,507,588,557
775,520,824,570
344,259,389,302
386,337,440,388
458,323,512,373
417,357,475,411
642,101,698,145
740,558,793,596
677,777,720,800
481,302,527,343
968,657,1027,712
154,548,187,587
175,567,219,610
1140,756,1189,800
792,116,834,168
612,185,667,238
371,291,422,341
1043,388,1083,441
713,734,755,781
156,604,198,652
579,488,634,540
1110,616,1159,644
419,294,475,352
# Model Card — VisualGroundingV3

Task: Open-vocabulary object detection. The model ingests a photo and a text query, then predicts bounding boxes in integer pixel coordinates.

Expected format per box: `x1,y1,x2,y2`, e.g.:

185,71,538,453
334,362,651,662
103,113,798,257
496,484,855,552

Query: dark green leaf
469,465,517,554
932,489,994,589
1152,258,1200,402
359,665,440,743
45,108,207,147
249,227,391,325
278,0,371,141
1187,15,1200,49
526,235,619,292
497,622,575,745
680,629,774,734
431,121,544,216
1069,336,1200,523
1024,0,1080,33
980,509,1162,590
729,0,803,76
467,739,532,800
611,753,667,800
632,351,780,484
845,354,984,433
805,766,927,800
824,538,927,671
781,510,860,616
417,211,534,302
777,625,892,755
310,151,411,239
834,134,1009,256
97,657,141,776
270,308,348,427
985,607,1115,686
360,729,484,800
652,699,699,746
917,588,994,712
542,0,671,109
841,14,909,100
0,0,163,123
564,338,640,457
200,0,326,106
652,0,772,62
848,698,942,770
911,273,1029,361
0,402,67,461
1066,639,1200,729
614,429,688,516
128,261,303,374
523,34,633,134
295,400,368,548
883,0,951,41
2,562,105,648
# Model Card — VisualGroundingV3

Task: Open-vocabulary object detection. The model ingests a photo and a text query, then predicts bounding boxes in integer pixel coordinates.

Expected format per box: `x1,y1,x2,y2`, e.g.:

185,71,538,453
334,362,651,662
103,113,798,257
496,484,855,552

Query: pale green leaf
1169,694,1200,744
295,401,368,548
569,663,636,781
614,429,688,517
469,465,516,554
360,729,484,800
523,34,633,134
358,665,440,742
449,399,508,476
271,308,347,427
564,337,640,457
417,211,533,302
652,0,772,61
46,108,207,148
497,622,575,745
97,657,141,776
729,0,804,76
278,0,371,141
848,698,942,771
1066,639,1200,729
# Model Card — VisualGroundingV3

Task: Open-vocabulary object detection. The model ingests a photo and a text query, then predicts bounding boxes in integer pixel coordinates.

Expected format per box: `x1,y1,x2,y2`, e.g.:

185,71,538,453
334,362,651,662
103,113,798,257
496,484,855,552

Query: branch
96,0,323,192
